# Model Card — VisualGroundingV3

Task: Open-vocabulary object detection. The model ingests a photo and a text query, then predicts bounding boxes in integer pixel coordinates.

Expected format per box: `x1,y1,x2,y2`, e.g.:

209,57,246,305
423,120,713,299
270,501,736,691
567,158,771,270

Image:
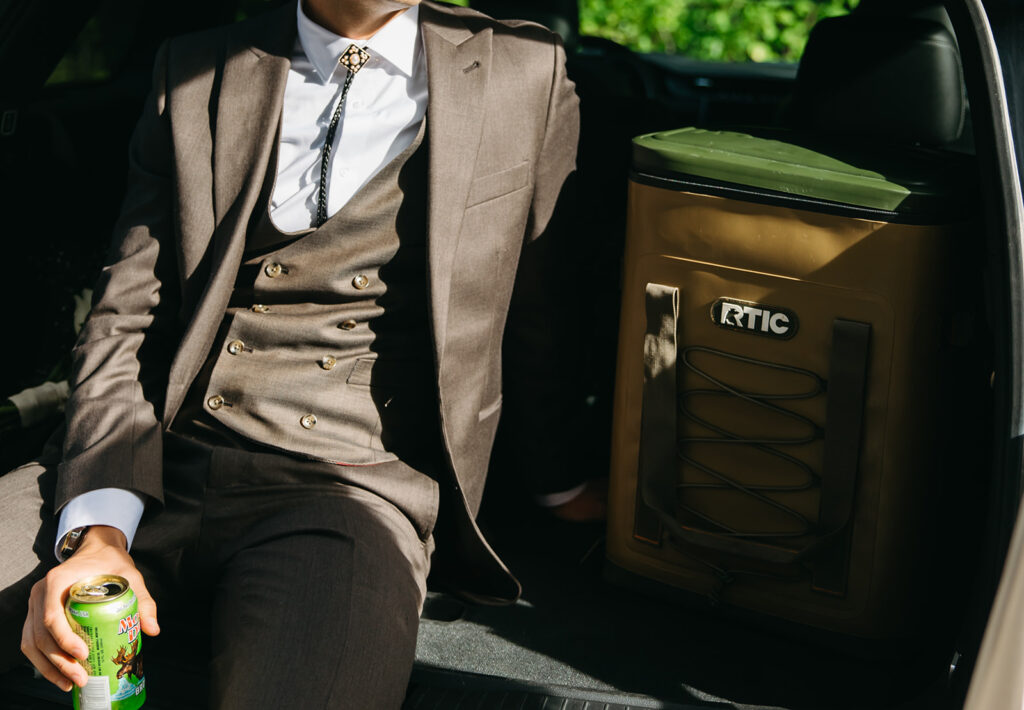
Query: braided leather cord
316,45,370,227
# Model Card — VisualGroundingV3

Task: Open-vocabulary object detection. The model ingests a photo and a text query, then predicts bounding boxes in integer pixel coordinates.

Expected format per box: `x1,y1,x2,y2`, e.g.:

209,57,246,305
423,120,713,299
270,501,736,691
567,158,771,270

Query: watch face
60,527,88,557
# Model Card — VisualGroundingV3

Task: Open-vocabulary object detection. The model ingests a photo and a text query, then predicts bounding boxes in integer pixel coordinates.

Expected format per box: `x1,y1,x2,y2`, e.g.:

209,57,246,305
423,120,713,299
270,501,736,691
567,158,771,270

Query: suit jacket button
251,304,270,313
207,395,225,410
227,339,245,355
265,262,284,278
300,413,318,429
338,319,357,331
320,355,337,370
352,274,370,290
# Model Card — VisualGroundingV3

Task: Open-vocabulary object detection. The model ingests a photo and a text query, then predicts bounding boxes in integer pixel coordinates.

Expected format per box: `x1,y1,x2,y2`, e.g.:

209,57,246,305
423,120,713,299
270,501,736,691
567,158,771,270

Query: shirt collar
296,2,421,84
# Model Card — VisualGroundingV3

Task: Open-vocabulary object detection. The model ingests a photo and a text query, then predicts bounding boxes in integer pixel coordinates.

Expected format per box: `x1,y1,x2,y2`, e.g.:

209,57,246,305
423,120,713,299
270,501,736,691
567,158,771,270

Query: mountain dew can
65,575,146,710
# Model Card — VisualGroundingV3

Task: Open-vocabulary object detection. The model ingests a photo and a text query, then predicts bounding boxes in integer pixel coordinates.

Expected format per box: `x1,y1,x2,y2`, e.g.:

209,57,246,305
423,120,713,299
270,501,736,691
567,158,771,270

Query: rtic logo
710,298,798,340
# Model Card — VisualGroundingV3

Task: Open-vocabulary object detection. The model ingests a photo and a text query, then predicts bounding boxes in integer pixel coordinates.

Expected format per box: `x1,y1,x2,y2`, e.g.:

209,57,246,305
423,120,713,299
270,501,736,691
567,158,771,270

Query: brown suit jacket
54,1,579,601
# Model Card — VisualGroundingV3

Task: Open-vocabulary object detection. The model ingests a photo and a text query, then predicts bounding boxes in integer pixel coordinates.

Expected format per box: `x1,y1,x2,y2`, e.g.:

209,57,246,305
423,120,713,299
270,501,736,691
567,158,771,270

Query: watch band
58,526,90,560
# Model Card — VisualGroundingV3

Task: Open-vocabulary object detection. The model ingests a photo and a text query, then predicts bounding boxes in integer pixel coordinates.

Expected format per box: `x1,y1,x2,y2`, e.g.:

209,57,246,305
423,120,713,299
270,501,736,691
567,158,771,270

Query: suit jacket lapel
165,5,294,422
420,3,492,363
213,4,295,224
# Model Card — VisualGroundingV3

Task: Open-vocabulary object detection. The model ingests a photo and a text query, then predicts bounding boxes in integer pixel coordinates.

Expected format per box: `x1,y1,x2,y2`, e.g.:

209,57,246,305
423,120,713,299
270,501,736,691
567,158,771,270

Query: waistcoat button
300,413,318,429
352,274,370,290
265,262,284,278
227,339,245,355
251,304,270,313
207,395,225,410
320,355,337,371
338,319,358,331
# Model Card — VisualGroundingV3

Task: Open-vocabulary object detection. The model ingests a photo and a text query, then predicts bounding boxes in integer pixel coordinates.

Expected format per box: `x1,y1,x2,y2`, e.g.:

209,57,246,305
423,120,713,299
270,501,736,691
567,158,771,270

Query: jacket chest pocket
465,161,530,208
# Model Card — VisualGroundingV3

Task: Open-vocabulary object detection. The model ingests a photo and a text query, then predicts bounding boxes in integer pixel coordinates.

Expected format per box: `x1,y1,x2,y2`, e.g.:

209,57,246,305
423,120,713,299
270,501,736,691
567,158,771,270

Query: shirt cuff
55,489,146,562
534,482,588,508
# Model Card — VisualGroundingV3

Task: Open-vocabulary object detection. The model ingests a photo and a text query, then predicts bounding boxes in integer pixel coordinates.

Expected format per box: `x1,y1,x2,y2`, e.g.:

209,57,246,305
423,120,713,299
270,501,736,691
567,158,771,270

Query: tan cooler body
606,128,980,641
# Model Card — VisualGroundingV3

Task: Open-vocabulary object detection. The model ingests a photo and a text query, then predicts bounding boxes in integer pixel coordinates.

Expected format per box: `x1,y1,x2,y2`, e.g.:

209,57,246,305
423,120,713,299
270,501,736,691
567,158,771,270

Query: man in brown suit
1,0,582,706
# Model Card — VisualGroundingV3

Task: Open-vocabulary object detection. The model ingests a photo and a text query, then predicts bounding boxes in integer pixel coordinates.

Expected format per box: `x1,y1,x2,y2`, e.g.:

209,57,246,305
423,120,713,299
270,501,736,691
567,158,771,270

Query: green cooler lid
632,127,974,219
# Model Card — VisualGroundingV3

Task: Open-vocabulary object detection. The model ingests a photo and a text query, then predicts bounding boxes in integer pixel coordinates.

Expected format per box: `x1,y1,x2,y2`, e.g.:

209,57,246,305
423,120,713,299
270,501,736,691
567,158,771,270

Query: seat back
790,1,965,147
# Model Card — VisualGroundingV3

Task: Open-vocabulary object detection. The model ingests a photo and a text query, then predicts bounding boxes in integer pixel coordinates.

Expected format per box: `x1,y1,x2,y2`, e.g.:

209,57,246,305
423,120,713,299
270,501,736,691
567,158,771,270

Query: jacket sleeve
55,41,181,512
499,35,587,496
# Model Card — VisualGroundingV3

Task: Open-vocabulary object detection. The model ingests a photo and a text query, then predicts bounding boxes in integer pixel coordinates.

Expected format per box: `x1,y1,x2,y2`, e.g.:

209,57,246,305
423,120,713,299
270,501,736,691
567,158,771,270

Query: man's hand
550,479,608,523
20,526,159,692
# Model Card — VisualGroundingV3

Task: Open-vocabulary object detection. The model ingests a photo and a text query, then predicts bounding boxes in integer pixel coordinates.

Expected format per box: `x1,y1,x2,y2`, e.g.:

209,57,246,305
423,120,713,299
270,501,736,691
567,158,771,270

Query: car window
46,2,145,85
46,0,254,87
579,0,860,62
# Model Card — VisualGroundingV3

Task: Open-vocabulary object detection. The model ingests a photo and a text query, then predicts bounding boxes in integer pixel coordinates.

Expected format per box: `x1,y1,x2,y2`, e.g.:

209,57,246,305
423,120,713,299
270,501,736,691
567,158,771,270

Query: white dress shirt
271,2,427,232
56,3,428,557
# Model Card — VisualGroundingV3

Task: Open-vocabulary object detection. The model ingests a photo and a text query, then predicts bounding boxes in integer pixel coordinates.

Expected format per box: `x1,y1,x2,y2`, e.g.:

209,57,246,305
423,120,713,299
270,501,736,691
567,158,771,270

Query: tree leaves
579,0,860,62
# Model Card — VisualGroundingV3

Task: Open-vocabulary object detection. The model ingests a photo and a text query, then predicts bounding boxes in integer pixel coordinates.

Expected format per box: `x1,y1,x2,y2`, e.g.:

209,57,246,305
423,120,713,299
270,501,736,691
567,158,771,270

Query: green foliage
579,0,859,62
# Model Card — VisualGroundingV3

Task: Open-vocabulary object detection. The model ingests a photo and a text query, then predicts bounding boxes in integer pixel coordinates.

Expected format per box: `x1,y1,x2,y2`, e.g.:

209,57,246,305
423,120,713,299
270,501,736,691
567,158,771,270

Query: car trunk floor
412,494,956,710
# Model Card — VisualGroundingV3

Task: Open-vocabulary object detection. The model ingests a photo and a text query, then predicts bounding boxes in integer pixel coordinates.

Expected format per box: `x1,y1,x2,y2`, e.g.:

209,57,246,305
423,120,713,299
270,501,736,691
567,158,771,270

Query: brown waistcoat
173,121,441,535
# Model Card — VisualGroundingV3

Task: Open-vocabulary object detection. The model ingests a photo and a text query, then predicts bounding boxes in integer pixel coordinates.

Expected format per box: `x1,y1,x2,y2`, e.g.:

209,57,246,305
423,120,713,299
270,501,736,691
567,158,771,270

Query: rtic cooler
606,127,980,640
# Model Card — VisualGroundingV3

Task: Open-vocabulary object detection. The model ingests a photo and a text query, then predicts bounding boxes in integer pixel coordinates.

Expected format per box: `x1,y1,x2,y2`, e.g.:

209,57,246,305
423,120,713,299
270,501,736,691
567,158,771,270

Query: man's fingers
123,572,160,636
40,582,87,660
137,592,160,636
41,606,84,659
41,644,87,689
34,604,88,687
21,635,73,692
21,607,73,692
22,607,81,691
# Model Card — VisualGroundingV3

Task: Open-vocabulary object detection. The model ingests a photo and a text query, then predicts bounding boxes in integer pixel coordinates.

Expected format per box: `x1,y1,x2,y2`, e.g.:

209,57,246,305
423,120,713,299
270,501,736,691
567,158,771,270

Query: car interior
0,0,1015,708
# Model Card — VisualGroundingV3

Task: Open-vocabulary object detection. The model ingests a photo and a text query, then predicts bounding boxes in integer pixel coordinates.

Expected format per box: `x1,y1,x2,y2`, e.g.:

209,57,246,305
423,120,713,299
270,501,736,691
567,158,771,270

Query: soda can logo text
118,612,141,643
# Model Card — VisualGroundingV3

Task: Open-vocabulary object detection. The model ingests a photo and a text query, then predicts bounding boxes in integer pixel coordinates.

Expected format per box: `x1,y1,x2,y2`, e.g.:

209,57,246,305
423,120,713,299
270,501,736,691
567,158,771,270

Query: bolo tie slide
316,44,371,228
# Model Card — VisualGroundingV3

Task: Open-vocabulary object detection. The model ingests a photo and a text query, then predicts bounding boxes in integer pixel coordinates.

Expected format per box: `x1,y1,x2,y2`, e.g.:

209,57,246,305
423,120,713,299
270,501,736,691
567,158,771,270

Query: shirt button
265,262,284,278
352,274,370,290
320,355,337,371
338,319,358,331
227,339,245,355
300,413,318,429
207,395,225,411
251,304,270,313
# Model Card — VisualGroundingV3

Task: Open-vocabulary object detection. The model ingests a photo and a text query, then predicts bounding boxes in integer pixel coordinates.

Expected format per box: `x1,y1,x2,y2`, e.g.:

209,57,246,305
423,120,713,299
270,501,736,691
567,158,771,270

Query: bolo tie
316,44,372,228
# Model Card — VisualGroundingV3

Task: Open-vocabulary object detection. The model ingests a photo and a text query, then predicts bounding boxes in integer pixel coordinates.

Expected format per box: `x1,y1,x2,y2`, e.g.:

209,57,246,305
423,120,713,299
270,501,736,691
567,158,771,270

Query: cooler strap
637,283,870,567
818,319,871,534
813,318,872,594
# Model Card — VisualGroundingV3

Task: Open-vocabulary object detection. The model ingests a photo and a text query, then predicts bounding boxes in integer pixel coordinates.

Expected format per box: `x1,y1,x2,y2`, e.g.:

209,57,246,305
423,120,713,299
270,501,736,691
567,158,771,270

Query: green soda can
64,575,146,710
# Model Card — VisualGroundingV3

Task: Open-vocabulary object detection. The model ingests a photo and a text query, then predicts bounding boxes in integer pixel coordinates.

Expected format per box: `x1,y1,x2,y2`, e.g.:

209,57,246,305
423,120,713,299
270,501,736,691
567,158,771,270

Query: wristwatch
58,526,90,559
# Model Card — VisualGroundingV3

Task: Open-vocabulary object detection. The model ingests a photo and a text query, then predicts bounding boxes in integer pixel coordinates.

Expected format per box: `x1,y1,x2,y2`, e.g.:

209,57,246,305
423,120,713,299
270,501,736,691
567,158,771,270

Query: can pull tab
80,584,110,597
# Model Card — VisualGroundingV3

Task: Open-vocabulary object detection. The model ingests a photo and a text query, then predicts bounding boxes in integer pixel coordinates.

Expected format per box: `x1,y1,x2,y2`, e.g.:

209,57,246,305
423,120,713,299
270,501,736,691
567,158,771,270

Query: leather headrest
791,11,965,146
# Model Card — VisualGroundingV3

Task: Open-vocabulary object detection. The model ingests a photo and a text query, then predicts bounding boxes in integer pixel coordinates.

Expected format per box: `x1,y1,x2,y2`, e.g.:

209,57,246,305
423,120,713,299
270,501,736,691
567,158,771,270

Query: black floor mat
403,667,733,709
414,496,956,710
